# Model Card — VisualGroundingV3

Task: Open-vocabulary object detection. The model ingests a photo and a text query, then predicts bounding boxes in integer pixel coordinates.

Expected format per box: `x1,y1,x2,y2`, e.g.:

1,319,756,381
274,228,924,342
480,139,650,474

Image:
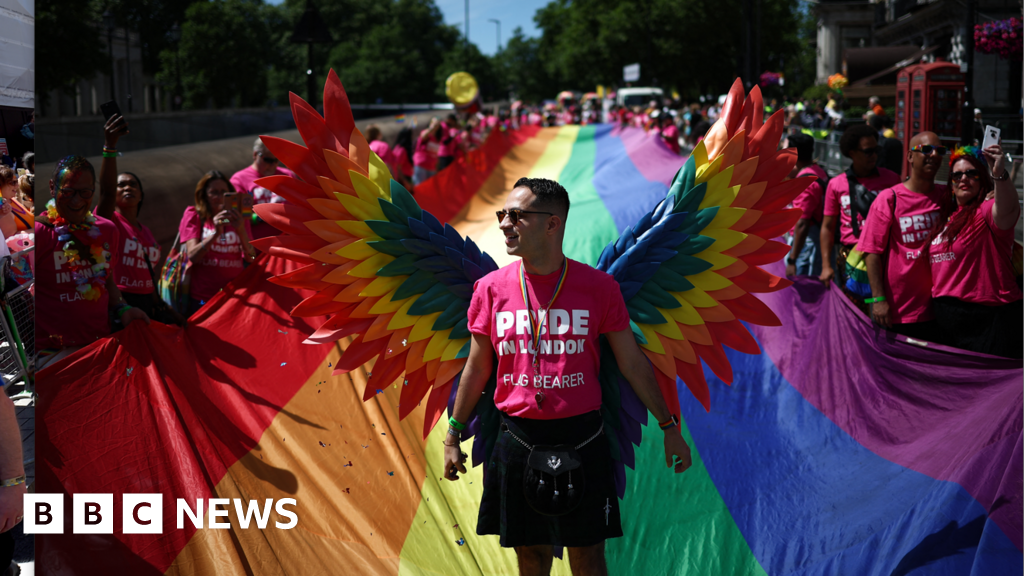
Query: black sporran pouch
503,418,602,517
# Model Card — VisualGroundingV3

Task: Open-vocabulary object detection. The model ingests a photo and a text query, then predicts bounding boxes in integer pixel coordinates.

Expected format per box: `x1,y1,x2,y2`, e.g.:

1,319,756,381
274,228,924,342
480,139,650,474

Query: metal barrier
813,136,851,177
0,280,32,389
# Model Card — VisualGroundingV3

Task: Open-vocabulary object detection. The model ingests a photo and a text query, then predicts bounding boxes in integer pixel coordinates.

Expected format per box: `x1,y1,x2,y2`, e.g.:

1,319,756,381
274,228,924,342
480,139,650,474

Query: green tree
157,0,273,109
492,27,560,103
37,0,108,107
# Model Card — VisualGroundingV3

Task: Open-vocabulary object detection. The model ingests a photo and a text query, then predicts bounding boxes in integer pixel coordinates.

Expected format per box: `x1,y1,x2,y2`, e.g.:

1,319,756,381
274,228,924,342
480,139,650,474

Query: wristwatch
993,169,1010,181
786,256,797,265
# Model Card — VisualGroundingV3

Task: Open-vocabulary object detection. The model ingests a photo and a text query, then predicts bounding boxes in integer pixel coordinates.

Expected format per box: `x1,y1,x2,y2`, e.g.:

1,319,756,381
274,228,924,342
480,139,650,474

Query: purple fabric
614,126,685,187
753,262,1023,549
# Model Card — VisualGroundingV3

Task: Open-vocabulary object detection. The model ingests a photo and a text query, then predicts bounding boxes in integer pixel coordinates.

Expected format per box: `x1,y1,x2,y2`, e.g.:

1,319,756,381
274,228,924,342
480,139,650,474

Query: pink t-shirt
792,165,829,225
437,125,460,158
413,134,439,170
368,139,391,163
35,216,120,349
178,206,252,302
823,168,902,245
467,259,630,420
229,165,296,205
930,198,1022,305
390,146,413,178
661,124,681,154
110,211,160,294
856,183,948,324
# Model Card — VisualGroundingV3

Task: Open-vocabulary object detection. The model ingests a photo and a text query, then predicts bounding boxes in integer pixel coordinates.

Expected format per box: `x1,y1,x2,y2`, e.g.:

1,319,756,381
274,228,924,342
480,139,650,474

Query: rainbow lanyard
519,258,568,370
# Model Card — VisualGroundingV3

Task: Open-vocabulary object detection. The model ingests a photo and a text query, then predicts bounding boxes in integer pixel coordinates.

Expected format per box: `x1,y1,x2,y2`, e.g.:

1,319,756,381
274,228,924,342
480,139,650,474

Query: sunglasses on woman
496,208,554,225
910,145,948,156
951,169,981,182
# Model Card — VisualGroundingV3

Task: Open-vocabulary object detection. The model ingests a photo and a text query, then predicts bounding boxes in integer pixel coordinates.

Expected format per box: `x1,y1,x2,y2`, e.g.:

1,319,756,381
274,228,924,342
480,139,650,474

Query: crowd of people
783,120,1021,358
29,96,1022,372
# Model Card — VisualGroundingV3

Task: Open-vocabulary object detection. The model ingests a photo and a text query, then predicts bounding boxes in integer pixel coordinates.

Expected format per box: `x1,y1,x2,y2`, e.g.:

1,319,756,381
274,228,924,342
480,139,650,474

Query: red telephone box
895,61,966,179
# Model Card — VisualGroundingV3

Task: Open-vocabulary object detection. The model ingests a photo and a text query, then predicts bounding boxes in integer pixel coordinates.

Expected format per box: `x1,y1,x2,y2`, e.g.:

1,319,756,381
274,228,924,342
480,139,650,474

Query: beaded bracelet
864,296,886,304
448,417,466,431
1,475,25,487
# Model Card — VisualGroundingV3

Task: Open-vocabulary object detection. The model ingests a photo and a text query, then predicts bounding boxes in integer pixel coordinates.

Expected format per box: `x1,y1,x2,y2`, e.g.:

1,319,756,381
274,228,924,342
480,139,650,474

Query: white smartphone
982,125,1000,150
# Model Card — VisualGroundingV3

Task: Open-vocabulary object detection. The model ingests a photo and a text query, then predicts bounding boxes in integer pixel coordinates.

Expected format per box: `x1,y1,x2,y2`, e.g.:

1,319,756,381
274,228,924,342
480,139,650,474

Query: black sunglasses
951,169,981,182
496,208,554,225
58,187,95,200
854,146,879,156
910,145,948,156
259,153,280,165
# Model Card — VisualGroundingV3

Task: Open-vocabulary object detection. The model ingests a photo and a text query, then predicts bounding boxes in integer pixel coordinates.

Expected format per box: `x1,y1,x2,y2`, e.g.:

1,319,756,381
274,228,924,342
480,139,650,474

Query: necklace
46,201,110,301
518,258,568,408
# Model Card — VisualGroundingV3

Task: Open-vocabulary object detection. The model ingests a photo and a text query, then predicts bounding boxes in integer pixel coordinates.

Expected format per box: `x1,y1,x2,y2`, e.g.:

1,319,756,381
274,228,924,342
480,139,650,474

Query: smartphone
982,125,1000,150
100,100,121,122
223,192,239,213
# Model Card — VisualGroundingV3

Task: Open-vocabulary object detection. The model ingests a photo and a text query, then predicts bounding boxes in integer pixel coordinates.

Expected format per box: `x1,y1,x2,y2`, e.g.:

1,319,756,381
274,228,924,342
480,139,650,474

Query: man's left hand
663,432,692,473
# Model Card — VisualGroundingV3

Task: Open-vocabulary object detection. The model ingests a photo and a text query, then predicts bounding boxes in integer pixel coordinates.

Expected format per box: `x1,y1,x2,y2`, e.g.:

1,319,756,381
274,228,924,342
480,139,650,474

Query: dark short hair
513,177,570,220
840,124,878,158
867,114,884,131
788,134,814,163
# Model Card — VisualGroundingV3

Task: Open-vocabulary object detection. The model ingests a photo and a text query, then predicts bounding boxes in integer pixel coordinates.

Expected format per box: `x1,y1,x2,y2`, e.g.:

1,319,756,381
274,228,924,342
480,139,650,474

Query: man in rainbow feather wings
251,71,811,575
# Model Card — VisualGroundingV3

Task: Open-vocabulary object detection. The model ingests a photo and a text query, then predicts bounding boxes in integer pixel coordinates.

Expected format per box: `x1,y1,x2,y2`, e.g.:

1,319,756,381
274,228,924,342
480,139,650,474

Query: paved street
9,384,33,575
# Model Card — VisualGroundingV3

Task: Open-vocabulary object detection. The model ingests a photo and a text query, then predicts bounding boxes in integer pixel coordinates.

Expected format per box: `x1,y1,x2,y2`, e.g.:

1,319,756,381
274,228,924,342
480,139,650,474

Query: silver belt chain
503,421,604,451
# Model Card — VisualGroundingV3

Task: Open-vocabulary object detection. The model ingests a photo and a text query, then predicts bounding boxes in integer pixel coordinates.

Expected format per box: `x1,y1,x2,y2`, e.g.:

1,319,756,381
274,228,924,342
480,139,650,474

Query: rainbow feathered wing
252,72,810,496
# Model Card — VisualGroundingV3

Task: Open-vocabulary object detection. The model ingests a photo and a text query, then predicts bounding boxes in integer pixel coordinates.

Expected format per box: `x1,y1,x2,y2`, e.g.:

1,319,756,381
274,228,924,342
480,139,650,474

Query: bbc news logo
24,494,298,534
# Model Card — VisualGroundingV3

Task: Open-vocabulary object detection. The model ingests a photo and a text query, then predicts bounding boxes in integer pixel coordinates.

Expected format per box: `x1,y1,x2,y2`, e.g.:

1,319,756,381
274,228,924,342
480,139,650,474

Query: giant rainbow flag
38,124,1022,575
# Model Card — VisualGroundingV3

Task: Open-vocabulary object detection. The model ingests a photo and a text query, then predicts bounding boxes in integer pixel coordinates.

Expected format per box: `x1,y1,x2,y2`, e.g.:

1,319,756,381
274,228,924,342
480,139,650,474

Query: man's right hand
819,265,834,285
443,443,467,481
871,300,892,329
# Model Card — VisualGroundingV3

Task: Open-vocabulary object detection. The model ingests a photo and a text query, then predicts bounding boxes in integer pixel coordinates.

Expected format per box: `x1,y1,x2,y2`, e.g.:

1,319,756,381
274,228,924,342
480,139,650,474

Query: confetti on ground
361,444,369,449
456,538,465,546
401,339,407,346
453,523,459,529
319,441,327,448
318,390,321,393
280,362,287,367
375,389,383,395
277,329,289,334
343,488,350,494
328,362,332,367
387,471,394,476
343,461,353,467
126,367,133,376
381,433,386,436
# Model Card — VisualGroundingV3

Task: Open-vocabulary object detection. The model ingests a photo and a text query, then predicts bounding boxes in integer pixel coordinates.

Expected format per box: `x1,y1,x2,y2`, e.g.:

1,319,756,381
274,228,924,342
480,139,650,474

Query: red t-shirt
110,211,160,295
792,165,829,225
930,198,1022,305
467,259,630,420
856,183,948,324
178,206,251,302
35,216,120,349
823,168,902,246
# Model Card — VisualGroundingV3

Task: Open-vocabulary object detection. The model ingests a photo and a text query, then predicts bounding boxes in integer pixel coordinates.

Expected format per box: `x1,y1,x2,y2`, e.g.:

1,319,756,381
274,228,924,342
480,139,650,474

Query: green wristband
864,296,886,304
448,417,466,431
102,150,118,158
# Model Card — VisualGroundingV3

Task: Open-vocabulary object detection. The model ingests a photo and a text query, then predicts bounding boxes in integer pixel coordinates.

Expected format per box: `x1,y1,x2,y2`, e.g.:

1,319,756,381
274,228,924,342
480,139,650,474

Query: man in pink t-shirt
857,132,948,339
445,178,691,569
785,134,829,277
820,124,902,285
230,137,297,239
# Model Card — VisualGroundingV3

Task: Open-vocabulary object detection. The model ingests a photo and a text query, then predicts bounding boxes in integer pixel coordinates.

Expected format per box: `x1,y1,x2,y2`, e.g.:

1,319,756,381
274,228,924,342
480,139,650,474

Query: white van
617,87,664,109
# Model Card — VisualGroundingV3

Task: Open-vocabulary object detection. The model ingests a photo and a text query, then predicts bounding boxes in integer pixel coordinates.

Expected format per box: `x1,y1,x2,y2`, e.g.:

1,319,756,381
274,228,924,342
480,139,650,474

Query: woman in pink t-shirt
97,114,174,323
412,118,442,186
929,145,1022,358
36,155,149,367
178,171,255,316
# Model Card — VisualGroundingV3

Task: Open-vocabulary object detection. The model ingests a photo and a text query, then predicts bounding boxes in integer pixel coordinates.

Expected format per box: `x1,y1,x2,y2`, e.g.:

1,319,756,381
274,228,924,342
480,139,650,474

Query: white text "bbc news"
24,494,298,534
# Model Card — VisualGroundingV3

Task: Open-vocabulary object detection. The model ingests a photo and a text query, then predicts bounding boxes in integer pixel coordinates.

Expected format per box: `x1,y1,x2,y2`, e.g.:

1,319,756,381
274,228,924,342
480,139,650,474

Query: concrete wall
36,110,448,253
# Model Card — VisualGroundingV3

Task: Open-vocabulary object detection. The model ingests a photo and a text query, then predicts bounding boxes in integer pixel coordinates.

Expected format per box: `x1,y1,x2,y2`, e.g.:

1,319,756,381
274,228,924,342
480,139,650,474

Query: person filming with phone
177,171,255,316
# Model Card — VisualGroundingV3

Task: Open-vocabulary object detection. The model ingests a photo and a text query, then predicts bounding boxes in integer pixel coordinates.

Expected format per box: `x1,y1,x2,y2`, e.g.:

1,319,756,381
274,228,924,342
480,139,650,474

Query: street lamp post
489,18,500,52
290,0,334,109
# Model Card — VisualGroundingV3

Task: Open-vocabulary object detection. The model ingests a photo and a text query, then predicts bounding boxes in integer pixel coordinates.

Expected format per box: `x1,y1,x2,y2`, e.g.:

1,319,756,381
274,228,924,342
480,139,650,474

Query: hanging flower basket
759,71,782,88
974,18,1023,61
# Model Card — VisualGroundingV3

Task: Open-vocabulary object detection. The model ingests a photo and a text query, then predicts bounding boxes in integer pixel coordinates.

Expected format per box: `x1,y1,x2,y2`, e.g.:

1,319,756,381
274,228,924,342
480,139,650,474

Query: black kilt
477,410,623,548
932,296,1023,358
